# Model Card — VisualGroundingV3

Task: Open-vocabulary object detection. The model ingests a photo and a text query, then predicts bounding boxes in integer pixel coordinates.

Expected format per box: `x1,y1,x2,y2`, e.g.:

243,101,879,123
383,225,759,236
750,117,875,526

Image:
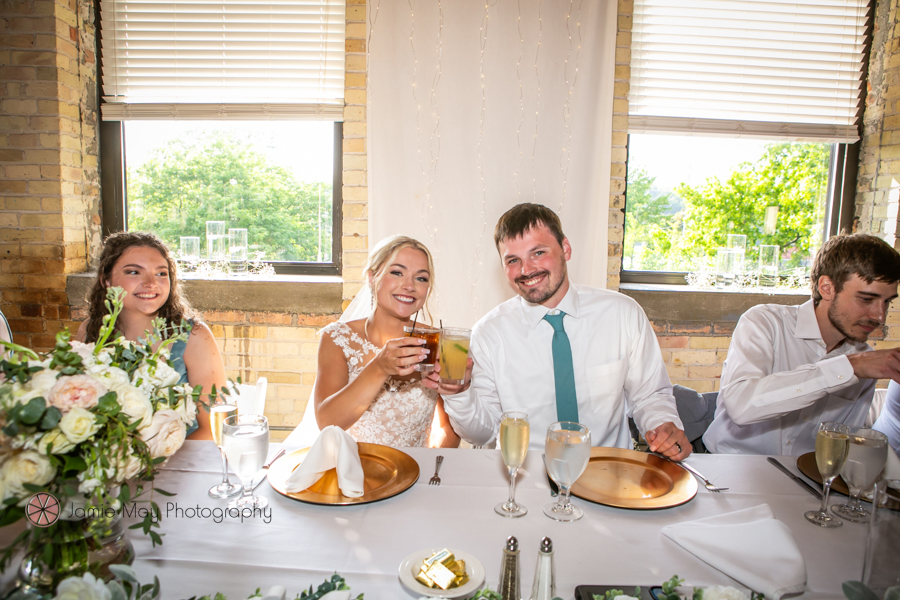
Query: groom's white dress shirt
874,380,900,456
704,299,874,456
442,284,682,449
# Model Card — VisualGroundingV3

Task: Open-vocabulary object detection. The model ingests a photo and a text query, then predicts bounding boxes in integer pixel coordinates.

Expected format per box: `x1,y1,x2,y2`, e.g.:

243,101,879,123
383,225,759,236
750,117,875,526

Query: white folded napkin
284,425,365,497
661,504,806,600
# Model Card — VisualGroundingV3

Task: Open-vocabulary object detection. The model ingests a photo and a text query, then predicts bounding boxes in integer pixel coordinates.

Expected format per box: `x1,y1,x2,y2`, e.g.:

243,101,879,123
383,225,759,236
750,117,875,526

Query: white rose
114,452,142,482
58,407,101,444
68,341,95,364
109,383,153,429
0,451,55,499
77,476,102,496
87,365,130,391
53,572,112,600
11,432,44,451
702,586,750,600
27,369,59,397
171,395,197,426
10,381,50,407
39,429,76,455
139,409,186,458
134,361,180,395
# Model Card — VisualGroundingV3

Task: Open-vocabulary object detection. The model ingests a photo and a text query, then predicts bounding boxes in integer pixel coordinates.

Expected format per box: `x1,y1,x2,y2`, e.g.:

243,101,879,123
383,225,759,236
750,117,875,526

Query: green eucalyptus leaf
40,405,61,429
19,396,46,425
841,581,880,600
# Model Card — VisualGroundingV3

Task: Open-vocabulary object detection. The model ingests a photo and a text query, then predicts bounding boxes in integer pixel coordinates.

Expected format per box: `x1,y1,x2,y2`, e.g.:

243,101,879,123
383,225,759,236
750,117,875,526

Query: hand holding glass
543,422,591,522
208,400,241,499
805,421,850,528
223,414,269,509
494,411,529,518
831,427,888,523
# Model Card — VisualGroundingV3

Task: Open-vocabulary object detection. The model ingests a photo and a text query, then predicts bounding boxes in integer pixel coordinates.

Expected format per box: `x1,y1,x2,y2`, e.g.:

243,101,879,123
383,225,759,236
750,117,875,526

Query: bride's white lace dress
323,322,438,447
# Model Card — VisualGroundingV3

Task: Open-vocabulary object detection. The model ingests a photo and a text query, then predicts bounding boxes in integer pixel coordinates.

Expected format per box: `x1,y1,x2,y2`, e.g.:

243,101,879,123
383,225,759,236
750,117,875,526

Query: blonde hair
365,235,436,322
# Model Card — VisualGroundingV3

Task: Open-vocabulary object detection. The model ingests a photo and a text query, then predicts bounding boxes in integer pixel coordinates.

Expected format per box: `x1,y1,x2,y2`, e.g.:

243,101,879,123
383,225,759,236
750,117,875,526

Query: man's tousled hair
811,233,900,304
493,203,565,251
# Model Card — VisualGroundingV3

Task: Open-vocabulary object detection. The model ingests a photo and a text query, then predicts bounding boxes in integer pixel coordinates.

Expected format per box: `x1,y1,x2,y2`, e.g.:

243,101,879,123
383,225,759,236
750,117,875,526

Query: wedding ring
675,442,682,453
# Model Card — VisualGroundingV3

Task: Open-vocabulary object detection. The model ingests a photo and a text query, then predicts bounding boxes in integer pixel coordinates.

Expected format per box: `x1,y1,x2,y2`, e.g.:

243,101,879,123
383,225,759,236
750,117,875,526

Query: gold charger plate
570,447,698,509
796,452,900,508
267,443,419,505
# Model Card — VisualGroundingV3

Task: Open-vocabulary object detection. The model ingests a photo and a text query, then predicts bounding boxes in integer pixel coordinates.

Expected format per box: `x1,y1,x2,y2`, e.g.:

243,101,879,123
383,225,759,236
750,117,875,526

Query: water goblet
223,414,269,509
543,421,591,522
831,427,888,523
805,421,850,528
208,400,241,499
494,411,530,518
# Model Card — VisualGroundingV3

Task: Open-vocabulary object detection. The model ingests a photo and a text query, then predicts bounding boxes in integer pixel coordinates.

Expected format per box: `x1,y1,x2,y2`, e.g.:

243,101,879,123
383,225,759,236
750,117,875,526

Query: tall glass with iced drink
403,325,440,372
439,327,471,384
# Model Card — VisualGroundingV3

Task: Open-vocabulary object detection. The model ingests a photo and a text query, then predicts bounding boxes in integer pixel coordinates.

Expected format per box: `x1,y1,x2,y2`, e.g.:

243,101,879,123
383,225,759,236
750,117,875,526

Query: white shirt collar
794,299,823,341
518,283,581,329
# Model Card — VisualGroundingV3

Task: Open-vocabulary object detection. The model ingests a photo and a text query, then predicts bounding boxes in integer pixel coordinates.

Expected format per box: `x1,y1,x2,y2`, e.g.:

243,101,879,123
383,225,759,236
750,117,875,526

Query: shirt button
796,388,802,392
838,375,844,380
786,441,792,445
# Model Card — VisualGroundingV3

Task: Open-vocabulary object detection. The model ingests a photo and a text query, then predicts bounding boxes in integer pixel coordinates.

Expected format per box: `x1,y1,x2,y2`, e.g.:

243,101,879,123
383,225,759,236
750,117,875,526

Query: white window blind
100,0,345,120
629,0,869,142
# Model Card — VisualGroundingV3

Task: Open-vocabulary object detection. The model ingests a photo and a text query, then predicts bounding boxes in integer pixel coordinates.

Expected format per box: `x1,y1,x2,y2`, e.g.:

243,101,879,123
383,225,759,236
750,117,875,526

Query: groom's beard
514,264,567,305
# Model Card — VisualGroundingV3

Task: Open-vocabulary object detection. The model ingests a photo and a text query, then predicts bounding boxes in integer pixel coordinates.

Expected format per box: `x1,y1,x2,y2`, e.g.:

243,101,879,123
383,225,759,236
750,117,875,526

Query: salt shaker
498,535,521,600
530,537,556,600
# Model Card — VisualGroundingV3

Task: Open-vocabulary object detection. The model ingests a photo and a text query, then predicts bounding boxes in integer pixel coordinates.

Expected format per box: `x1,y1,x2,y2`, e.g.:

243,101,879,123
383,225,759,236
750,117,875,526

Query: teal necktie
543,312,579,424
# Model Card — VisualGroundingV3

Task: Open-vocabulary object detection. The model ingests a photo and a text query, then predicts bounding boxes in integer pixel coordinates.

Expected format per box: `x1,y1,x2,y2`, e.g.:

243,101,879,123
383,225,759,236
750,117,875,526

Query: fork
429,455,444,485
653,452,728,492
263,447,286,470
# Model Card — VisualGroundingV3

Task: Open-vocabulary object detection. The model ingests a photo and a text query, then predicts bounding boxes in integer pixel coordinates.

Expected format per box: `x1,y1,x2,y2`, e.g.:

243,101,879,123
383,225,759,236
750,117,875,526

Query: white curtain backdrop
368,0,616,328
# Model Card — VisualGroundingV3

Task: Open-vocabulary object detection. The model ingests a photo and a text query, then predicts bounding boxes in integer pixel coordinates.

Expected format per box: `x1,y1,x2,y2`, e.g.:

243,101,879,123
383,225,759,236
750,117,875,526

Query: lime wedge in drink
454,343,469,354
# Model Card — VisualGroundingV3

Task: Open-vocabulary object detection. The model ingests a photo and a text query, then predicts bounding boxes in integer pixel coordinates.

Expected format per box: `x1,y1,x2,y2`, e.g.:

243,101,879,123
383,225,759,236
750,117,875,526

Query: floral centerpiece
0,287,209,591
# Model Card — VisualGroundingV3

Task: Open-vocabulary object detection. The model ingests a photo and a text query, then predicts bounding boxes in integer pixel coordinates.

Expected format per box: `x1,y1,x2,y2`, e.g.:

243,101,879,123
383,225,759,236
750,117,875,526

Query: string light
532,0,543,202
557,0,583,216
469,0,492,312
512,0,525,198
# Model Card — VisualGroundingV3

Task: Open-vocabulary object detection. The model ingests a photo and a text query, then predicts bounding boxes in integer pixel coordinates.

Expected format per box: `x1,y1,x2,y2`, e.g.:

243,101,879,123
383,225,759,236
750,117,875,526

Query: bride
287,235,459,448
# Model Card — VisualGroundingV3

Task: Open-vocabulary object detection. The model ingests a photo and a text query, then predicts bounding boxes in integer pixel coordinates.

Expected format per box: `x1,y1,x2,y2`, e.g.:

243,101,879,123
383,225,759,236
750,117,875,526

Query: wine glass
805,421,850,528
495,411,530,517
831,427,888,523
543,421,591,522
223,414,269,509
208,399,241,499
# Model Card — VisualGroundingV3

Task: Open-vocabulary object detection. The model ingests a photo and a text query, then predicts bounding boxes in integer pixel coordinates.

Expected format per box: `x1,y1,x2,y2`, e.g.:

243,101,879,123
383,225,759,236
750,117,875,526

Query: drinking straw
409,310,419,335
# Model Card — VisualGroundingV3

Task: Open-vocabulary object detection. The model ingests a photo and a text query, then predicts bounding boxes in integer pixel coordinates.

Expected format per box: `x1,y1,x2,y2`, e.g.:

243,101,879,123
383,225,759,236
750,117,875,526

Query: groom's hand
422,357,474,395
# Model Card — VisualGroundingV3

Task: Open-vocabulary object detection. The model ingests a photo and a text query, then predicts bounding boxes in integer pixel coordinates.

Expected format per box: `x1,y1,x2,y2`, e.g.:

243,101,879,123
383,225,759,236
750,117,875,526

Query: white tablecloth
1,441,867,599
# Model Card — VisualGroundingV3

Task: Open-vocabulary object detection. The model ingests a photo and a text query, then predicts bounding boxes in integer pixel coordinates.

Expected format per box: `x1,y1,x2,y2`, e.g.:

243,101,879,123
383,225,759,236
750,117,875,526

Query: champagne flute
831,427,888,523
208,399,241,499
223,414,269,509
495,411,530,517
543,421,591,522
805,421,850,528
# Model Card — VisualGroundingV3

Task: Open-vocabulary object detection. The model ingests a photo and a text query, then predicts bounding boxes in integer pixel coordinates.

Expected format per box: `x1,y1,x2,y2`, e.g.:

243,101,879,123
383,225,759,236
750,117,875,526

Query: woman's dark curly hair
83,231,194,343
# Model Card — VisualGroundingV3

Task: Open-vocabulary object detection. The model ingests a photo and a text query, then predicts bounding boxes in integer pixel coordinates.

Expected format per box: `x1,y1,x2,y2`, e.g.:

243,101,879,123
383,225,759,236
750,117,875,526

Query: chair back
673,385,717,453
233,377,268,416
0,309,11,357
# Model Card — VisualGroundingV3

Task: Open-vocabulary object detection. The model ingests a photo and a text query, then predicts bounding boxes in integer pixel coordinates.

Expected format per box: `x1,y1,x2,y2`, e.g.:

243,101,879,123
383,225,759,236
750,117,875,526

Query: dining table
0,440,870,599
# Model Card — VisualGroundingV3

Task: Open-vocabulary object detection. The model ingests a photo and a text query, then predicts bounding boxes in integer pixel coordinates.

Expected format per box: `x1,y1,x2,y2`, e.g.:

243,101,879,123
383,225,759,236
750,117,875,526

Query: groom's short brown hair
494,203,566,251
811,233,900,305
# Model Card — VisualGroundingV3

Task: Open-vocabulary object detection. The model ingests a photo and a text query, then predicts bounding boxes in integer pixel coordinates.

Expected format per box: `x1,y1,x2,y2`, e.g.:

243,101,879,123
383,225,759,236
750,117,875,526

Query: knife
767,457,822,499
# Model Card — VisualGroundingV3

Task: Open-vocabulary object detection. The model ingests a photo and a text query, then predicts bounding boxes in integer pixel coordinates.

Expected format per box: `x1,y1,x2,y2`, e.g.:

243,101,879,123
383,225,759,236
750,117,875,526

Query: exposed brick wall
342,0,368,306
1,0,101,349
608,0,632,290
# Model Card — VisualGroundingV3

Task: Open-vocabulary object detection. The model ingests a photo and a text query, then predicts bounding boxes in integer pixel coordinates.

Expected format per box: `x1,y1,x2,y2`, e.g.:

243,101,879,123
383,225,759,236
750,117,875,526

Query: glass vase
8,508,134,598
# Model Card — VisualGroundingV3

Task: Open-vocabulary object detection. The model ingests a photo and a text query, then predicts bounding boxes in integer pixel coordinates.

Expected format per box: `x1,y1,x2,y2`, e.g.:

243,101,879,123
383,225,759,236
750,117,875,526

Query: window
98,0,345,275
623,0,870,285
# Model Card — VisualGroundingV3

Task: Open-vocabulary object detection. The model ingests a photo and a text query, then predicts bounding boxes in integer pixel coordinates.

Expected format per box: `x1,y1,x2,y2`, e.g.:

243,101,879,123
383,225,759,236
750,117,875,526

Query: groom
424,203,689,458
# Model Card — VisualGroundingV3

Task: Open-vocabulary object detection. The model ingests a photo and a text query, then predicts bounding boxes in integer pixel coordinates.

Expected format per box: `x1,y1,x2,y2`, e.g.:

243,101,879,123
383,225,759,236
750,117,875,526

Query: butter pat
415,549,469,590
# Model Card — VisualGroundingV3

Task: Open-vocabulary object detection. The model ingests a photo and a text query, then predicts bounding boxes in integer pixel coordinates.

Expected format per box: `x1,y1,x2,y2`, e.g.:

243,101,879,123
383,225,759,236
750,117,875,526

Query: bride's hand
372,337,429,377
422,358,473,394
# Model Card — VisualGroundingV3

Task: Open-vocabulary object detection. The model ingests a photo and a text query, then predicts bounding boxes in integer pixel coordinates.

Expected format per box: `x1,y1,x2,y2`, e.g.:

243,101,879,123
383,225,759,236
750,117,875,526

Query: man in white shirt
874,381,900,457
704,233,900,455
424,203,690,459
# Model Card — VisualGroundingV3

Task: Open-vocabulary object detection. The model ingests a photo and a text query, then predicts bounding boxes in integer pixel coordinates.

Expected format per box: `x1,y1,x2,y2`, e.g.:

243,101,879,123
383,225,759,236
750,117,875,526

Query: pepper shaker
498,535,521,600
